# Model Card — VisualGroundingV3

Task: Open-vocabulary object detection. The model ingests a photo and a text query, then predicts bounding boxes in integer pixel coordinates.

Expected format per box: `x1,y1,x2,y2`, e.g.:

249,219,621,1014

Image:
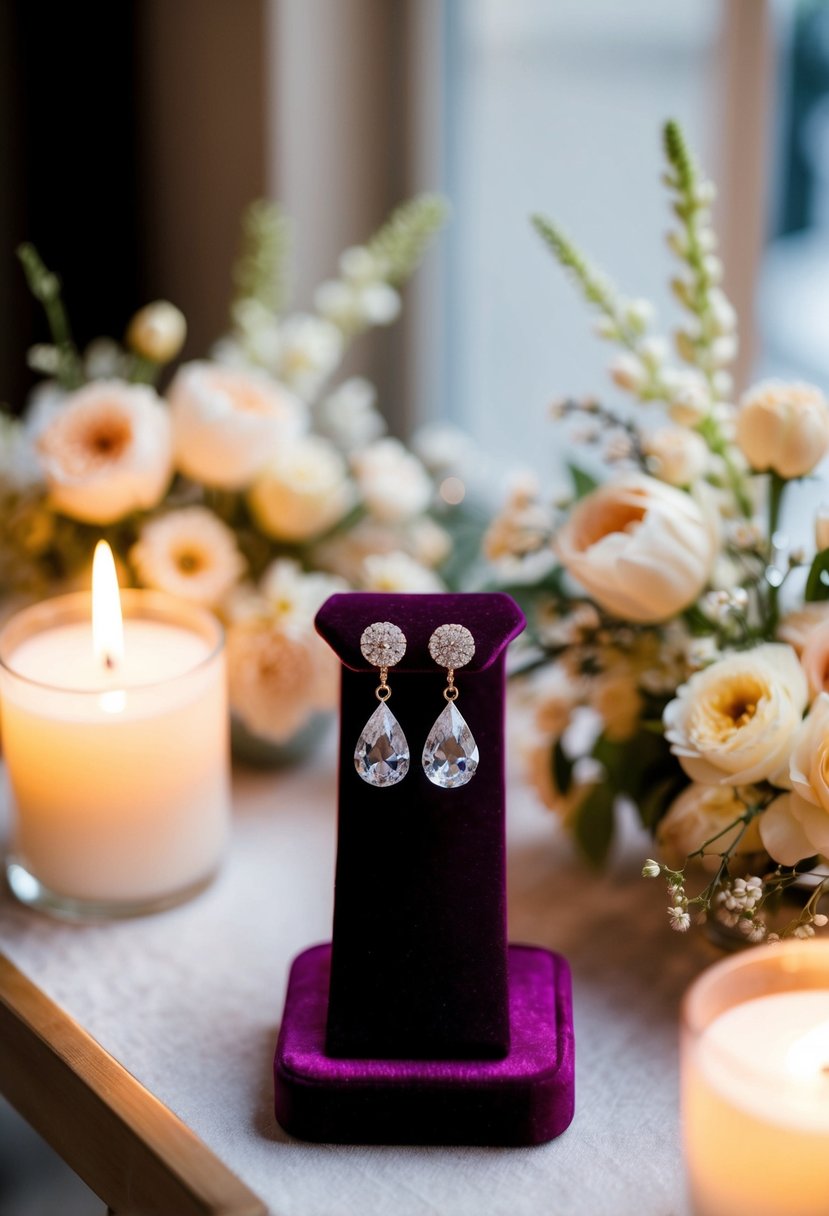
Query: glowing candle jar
0,543,231,918
682,940,829,1216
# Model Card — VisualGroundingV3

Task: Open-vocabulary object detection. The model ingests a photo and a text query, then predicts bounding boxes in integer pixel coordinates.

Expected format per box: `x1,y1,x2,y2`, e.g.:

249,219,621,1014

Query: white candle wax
684,990,829,1216
0,592,230,910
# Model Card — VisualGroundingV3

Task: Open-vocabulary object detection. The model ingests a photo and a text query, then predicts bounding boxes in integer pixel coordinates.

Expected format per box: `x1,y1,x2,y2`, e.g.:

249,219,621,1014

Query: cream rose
760,695,829,864
657,784,763,871
36,381,172,524
169,361,306,490
555,474,716,623
736,380,829,479
663,643,807,786
248,436,353,542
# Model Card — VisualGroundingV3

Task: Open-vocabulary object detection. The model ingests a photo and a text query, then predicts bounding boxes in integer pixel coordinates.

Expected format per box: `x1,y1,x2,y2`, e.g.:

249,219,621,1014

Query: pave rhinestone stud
355,621,409,787
427,623,475,671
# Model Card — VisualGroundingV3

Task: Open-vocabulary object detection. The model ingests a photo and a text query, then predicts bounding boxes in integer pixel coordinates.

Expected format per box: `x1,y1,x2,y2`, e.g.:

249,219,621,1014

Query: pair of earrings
354,621,478,790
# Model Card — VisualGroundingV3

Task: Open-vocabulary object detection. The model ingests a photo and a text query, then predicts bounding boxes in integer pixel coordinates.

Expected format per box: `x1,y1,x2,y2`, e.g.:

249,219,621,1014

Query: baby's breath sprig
366,194,449,286
551,397,648,469
17,244,83,391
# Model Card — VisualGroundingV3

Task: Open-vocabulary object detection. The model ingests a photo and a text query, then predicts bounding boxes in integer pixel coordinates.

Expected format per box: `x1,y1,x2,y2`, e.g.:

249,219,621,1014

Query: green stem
767,472,786,634
17,244,83,389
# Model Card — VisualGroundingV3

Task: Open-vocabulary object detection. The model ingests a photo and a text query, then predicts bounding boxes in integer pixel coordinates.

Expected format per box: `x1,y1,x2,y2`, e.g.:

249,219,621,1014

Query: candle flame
785,1018,829,1083
92,540,124,669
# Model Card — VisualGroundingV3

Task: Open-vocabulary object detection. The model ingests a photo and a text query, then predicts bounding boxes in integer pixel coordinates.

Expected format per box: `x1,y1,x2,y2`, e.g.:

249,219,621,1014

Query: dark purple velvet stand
273,593,575,1146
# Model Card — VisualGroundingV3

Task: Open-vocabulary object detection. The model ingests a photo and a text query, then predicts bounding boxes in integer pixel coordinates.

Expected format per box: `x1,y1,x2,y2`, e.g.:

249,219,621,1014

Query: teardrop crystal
354,702,410,787
422,702,479,789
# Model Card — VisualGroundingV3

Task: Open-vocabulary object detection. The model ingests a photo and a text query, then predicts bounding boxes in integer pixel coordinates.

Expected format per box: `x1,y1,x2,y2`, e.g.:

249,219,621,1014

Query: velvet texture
316,593,525,1059
274,942,576,1146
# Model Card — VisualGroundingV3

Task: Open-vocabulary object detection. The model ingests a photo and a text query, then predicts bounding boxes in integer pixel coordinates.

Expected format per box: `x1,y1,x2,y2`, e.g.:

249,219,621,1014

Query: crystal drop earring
353,621,410,787
422,624,479,789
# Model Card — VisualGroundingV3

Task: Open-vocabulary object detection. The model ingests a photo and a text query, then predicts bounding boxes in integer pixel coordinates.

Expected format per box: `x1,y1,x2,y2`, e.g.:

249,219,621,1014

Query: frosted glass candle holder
682,940,829,1216
0,590,231,920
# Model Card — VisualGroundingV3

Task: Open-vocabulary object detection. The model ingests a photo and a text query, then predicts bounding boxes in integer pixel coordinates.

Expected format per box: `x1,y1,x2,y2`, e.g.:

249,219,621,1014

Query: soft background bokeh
2,0,828,1210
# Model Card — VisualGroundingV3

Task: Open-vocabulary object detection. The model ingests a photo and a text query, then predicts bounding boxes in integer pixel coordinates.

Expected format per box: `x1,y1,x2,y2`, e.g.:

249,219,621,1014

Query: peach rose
760,695,829,865
555,474,716,622
36,381,172,524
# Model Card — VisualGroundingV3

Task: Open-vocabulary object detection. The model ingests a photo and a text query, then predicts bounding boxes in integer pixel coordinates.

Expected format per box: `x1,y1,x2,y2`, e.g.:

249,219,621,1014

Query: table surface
0,729,711,1216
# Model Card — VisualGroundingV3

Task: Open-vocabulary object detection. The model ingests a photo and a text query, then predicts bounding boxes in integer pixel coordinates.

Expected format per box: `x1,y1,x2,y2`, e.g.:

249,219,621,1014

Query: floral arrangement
486,121,829,943
1,195,451,749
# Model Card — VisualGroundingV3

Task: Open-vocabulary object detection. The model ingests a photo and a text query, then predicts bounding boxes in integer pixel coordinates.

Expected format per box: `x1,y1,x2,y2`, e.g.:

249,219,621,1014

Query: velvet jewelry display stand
273,592,575,1146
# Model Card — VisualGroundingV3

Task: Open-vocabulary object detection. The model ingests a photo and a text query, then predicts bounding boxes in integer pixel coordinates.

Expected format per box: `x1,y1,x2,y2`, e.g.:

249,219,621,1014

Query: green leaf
551,739,573,795
573,784,615,867
568,463,599,500
805,549,829,602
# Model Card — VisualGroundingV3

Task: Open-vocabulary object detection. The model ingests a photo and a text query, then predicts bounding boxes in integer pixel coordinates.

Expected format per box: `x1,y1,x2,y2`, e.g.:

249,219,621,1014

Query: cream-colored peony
352,438,433,523
657,784,763,871
248,436,353,541
226,617,339,744
663,643,808,786
360,550,444,593
760,695,829,865
130,507,245,608
643,426,708,487
169,361,306,490
555,474,716,623
36,381,172,524
736,380,829,479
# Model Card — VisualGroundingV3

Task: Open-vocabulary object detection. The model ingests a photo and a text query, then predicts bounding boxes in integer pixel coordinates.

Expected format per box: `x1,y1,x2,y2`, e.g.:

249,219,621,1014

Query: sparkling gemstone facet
422,702,479,789
354,702,410,786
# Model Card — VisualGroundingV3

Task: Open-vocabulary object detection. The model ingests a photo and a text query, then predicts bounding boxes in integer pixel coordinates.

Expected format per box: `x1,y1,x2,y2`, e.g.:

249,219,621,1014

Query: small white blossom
668,905,691,932
642,859,662,879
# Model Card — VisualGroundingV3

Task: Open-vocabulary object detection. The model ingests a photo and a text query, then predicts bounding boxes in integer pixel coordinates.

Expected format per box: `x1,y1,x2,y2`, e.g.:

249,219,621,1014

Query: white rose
555,474,717,623
760,695,829,865
663,643,808,786
227,618,338,744
248,436,354,541
169,361,306,490
657,783,763,871
352,438,432,523
36,381,172,524
736,380,829,479
644,426,708,487
360,550,444,593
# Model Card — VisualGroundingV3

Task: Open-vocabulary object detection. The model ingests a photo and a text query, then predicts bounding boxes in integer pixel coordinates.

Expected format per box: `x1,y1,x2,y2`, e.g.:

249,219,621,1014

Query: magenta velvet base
273,942,575,1146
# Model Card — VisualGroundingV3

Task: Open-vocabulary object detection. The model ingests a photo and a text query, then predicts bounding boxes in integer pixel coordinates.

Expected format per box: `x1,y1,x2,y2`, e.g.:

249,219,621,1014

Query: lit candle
682,941,829,1216
0,542,230,917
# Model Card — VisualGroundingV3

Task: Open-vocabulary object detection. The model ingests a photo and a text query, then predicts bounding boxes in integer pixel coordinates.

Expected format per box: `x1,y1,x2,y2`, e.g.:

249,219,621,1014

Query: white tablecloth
0,733,711,1216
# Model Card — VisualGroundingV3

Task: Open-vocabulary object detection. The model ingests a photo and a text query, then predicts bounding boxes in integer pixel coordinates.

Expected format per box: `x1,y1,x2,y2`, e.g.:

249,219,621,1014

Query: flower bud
642,859,661,878
609,354,646,394
126,301,187,363
736,380,829,479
